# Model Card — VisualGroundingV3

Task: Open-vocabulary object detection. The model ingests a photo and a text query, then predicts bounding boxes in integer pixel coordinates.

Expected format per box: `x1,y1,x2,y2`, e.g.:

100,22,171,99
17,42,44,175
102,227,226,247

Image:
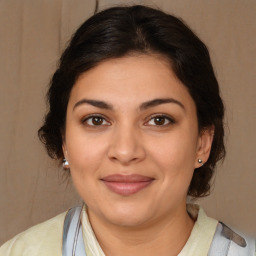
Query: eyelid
82,114,111,126
144,114,175,126
81,113,175,127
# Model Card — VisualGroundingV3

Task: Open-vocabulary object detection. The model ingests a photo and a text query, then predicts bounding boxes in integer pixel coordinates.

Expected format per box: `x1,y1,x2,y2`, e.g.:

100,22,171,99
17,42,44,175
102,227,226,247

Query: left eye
83,116,110,126
146,115,174,126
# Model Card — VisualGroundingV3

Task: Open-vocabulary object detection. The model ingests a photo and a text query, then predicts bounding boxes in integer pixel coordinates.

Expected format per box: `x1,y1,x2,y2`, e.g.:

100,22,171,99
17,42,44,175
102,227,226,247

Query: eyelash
82,114,110,127
145,114,175,127
81,114,175,127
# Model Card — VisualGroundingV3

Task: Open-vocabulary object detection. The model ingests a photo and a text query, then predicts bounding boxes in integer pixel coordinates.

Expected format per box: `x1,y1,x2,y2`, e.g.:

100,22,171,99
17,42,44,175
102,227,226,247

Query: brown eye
153,117,166,125
91,117,104,125
83,115,110,126
146,115,175,126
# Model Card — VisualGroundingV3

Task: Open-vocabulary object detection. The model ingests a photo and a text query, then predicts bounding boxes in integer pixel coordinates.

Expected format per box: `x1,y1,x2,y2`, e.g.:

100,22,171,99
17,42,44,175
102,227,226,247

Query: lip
101,174,154,196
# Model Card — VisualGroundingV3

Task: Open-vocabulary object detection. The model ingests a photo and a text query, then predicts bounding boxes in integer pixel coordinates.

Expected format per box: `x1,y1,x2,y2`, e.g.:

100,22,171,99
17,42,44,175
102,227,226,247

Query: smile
101,174,154,196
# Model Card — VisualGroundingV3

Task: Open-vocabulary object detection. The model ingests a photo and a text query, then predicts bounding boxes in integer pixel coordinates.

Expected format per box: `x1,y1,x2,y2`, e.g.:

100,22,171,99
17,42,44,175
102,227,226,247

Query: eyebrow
73,98,185,111
139,98,185,111
73,99,113,111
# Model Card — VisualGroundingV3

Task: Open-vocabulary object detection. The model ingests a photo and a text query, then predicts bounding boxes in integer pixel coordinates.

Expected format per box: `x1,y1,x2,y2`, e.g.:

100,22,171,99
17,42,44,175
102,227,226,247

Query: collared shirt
0,204,219,255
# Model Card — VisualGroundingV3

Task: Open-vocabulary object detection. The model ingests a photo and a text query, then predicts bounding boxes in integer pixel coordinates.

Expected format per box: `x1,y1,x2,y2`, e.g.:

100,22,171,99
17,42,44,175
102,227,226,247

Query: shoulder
209,222,256,256
187,204,255,255
0,211,67,256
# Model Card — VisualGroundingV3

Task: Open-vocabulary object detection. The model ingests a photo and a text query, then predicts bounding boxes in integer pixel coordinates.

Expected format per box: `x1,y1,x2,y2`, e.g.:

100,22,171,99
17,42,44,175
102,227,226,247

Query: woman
0,4,255,256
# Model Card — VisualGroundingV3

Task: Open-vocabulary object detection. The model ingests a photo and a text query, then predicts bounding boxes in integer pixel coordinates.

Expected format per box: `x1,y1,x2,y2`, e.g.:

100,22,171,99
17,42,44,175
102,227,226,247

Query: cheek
66,133,108,204
65,129,108,178
147,129,198,191
149,132,197,169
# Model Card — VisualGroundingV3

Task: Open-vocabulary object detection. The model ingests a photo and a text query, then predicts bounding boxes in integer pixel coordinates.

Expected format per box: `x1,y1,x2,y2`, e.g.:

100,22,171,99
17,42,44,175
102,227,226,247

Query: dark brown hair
38,5,225,198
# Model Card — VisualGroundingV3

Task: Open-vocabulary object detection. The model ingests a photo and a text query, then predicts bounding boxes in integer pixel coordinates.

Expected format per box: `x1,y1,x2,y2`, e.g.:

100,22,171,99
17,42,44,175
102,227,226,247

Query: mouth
100,174,155,196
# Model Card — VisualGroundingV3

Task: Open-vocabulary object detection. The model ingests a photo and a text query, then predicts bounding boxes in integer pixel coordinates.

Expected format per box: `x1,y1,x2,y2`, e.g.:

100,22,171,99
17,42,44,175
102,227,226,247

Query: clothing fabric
208,222,255,256
0,212,65,255
0,204,255,256
62,207,86,256
80,204,219,256
64,205,256,256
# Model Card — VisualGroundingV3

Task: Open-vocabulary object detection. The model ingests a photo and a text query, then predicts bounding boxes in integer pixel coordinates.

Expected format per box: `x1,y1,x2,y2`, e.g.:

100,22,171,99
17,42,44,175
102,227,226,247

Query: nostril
107,129,146,164
107,144,146,164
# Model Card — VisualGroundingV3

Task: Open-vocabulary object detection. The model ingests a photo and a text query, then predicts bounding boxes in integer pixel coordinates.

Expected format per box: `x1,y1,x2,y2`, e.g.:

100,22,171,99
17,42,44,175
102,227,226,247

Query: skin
63,54,213,256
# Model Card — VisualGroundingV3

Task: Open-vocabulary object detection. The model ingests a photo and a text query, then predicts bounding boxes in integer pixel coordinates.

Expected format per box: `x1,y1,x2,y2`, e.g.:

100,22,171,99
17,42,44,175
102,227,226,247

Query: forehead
68,54,195,111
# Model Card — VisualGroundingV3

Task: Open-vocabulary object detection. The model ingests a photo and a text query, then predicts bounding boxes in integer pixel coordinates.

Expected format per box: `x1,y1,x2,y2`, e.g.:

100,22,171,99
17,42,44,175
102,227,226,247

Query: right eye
82,115,111,127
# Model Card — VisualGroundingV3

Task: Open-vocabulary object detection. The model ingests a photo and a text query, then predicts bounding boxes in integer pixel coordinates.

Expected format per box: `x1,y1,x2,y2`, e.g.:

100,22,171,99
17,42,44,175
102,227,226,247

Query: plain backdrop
0,0,255,245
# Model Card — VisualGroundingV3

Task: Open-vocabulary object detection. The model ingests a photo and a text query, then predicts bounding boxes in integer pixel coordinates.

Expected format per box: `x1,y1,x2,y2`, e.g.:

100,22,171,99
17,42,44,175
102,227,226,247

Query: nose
107,124,146,165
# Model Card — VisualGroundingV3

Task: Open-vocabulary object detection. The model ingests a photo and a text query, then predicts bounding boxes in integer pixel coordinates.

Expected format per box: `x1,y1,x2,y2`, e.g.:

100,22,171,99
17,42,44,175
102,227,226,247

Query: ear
62,135,70,169
195,126,214,168
62,143,68,158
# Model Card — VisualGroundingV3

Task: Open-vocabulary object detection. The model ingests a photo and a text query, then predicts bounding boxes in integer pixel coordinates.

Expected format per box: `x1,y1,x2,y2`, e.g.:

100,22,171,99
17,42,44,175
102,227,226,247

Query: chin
102,201,156,228
108,213,152,228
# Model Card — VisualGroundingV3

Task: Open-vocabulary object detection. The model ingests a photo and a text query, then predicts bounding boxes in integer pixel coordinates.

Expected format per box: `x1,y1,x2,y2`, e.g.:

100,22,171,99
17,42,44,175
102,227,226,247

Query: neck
87,204,195,256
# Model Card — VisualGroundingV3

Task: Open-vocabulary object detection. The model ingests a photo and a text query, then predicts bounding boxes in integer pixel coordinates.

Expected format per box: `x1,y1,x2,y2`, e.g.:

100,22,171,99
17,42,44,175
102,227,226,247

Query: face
63,55,212,228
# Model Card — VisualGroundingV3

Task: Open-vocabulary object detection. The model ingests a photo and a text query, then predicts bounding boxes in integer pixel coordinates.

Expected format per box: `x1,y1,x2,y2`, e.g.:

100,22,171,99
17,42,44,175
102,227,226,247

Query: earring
63,158,70,168
198,159,203,165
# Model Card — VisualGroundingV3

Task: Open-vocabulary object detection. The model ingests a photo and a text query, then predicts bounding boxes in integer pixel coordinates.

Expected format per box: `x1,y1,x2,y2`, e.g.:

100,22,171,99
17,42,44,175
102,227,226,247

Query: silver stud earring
63,158,69,168
198,159,203,165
